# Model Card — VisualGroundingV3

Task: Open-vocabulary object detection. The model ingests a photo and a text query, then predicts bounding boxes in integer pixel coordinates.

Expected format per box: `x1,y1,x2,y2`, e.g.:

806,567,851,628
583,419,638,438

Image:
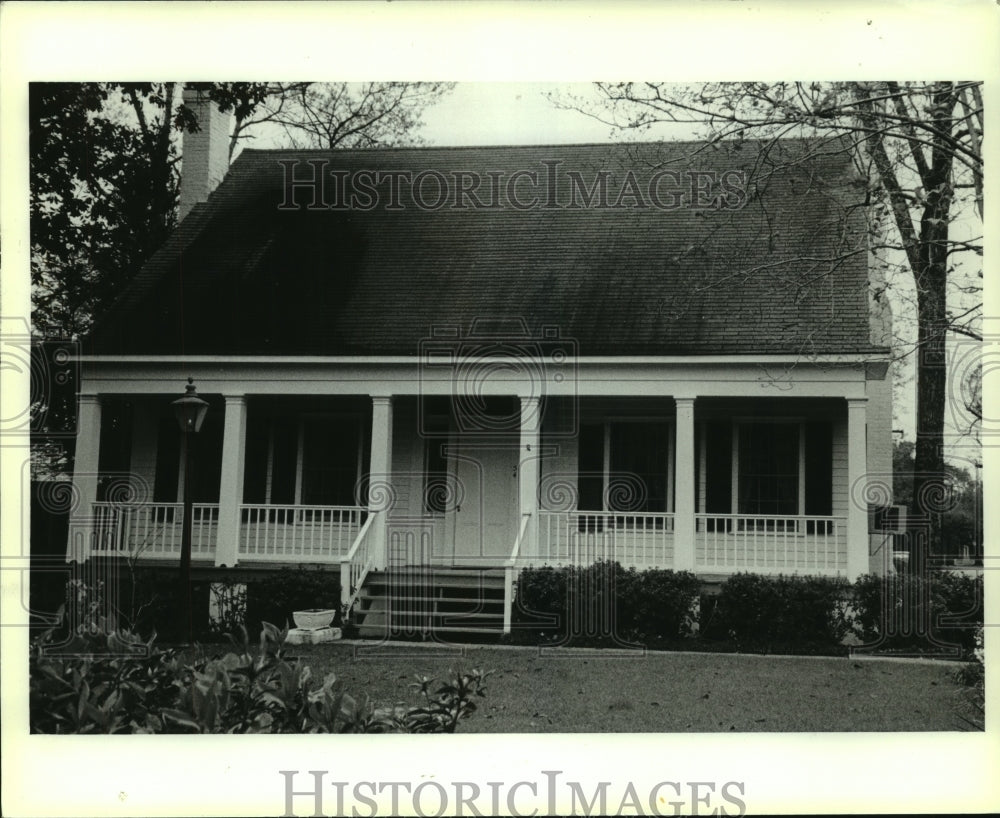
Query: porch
63,356,888,634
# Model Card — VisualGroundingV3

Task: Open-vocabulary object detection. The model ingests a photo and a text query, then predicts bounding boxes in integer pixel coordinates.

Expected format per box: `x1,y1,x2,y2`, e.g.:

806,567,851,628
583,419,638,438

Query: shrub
511,565,568,639
57,569,205,644
513,562,701,646
615,568,702,643
244,567,342,635
29,614,488,734
954,627,984,729
851,571,982,656
704,573,851,652
207,580,249,640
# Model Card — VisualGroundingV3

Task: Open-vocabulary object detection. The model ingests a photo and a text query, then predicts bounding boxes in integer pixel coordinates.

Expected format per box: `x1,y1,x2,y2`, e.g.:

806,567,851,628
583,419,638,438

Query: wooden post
368,396,394,569
673,397,696,571
66,394,102,563
519,396,541,557
847,397,869,580
215,396,247,567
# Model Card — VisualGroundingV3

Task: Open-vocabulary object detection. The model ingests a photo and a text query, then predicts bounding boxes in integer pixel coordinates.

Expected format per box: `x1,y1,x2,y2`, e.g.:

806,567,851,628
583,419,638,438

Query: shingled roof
86,138,886,357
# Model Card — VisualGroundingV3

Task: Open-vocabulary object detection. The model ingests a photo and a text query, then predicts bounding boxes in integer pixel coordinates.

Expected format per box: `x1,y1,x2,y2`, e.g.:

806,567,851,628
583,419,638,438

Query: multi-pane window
242,415,362,507
299,417,362,506
577,420,671,513
736,422,801,516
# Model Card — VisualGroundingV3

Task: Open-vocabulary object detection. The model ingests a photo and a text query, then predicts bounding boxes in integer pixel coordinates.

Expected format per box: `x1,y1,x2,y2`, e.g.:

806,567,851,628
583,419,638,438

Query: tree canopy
30,82,270,338
29,81,454,476
29,81,455,339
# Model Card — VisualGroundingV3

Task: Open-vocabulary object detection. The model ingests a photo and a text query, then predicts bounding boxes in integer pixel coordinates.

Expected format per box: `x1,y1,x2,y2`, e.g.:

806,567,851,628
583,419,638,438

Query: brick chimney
178,86,231,222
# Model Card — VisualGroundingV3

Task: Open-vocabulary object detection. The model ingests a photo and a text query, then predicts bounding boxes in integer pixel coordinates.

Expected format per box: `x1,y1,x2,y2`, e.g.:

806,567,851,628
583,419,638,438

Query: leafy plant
29,613,488,735
207,580,248,639
513,562,701,646
851,571,982,655
243,567,341,635
702,573,851,652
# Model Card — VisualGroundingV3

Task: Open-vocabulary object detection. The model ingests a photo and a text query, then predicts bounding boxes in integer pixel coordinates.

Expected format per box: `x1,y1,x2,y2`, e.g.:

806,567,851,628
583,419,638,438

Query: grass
279,641,983,732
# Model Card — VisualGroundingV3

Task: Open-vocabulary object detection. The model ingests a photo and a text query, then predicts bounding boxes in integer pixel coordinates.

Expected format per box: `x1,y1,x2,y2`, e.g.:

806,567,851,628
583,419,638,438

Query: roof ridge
235,134,843,158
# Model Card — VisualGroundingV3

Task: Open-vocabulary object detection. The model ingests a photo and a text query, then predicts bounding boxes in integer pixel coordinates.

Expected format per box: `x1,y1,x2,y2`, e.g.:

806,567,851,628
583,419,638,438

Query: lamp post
172,377,209,642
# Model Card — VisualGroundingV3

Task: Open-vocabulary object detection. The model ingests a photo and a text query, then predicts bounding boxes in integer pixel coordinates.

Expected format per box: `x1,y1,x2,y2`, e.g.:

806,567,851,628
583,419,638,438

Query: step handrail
339,514,377,616
503,512,532,634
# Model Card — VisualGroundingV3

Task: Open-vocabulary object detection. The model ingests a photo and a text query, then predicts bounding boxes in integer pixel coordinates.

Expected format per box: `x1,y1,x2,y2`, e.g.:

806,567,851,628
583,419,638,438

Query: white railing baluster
690,513,848,576
87,502,219,562
227,504,368,564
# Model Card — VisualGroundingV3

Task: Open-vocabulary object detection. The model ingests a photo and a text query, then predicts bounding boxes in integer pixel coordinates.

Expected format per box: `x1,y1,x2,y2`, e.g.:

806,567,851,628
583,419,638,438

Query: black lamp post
172,377,209,642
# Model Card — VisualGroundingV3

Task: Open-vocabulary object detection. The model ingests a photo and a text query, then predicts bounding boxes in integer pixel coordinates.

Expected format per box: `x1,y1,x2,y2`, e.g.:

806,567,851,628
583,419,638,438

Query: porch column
66,394,102,562
846,397,869,580
518,396,542,556
673,397,696,571
369,396,394,570
214,395,247,567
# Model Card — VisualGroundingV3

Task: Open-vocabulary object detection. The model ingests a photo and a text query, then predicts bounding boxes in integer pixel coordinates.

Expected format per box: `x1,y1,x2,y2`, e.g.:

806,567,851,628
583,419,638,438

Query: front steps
352,567,507,640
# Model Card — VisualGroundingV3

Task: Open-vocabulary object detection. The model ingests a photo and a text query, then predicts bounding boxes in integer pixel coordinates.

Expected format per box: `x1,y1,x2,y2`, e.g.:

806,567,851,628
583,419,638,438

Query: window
152,411,223,504
242,414,362,508
299,417,362,506
736,421,801,516
577,420,672,513
697,417,833,526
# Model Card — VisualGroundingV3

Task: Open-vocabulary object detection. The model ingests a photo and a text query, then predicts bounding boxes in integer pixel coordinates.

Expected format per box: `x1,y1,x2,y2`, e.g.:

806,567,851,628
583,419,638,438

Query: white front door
449,441,518,564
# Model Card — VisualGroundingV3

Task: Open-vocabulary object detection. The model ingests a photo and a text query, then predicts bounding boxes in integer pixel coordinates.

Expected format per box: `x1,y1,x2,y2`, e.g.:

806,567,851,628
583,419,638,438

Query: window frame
294,412,365,509
579,416,675,515
730,417,806,518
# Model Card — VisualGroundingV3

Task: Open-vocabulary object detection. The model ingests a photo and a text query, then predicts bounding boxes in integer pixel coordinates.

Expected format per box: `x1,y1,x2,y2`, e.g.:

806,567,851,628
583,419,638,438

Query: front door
449,441,518,564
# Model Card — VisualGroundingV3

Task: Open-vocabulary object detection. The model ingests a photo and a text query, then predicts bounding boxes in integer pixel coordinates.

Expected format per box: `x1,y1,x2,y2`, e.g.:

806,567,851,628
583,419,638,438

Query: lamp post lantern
172,377,209,642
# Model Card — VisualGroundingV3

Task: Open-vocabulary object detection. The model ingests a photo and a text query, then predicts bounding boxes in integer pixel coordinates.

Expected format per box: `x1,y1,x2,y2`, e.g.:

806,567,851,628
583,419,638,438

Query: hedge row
513,563,983,656
512,563,702,648
57,564,341,644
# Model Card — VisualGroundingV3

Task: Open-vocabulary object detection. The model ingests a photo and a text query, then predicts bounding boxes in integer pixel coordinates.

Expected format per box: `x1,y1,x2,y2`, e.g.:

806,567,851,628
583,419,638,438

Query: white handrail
507,512,532,566
503,512,532,634
339,514,377,615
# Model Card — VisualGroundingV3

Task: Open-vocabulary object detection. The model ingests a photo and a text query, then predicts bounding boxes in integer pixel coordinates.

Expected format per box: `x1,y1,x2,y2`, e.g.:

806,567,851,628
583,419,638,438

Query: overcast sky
420,83,617,146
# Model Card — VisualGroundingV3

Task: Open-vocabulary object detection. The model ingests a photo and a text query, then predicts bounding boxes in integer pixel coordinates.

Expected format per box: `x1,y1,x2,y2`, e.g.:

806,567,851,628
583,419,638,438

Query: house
64,90,894,636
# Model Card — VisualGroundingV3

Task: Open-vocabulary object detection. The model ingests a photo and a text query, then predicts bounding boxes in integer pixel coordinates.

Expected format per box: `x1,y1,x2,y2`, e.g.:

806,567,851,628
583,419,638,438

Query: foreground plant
30,614,488,734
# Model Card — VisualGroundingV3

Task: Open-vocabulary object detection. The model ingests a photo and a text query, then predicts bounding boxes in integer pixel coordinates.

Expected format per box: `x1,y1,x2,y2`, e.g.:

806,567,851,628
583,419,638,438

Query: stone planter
292,608,337,630
285,626,342,645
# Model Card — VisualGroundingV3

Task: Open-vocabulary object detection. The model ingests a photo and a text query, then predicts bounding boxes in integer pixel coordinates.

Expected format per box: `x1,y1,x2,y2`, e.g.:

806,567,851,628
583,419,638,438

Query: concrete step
358,592,503,608
351,567,509,641
365,576,506,591
356,623,506,637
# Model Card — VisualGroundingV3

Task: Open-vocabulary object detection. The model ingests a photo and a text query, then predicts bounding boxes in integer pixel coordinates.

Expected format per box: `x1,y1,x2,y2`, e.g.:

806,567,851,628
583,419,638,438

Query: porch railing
238,504,365,563
339,514,378,615
695,514,847,574
533,510,676,569
91,502,218,560
503,512,532,634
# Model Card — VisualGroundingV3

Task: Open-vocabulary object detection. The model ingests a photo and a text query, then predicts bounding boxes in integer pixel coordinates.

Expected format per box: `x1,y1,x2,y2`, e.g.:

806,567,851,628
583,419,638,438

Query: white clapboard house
65,91,894,636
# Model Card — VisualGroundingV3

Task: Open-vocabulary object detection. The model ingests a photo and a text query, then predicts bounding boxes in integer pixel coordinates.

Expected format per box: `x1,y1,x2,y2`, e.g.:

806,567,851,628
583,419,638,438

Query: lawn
281,641,982,732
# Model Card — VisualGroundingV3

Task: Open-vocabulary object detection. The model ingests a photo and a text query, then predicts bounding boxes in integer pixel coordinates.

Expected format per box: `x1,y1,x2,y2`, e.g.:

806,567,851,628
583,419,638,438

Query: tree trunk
908,85,956,575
